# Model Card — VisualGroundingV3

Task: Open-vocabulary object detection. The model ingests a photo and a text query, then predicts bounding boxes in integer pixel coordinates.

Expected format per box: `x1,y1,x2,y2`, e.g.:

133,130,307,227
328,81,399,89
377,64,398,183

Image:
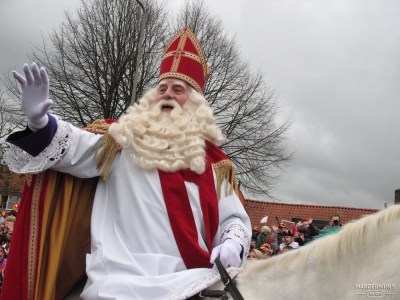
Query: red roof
244,199,380,228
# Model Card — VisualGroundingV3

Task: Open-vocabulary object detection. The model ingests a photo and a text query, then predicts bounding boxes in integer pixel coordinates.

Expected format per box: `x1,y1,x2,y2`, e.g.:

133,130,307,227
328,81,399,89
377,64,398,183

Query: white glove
12,62,53,131
210,239,242,268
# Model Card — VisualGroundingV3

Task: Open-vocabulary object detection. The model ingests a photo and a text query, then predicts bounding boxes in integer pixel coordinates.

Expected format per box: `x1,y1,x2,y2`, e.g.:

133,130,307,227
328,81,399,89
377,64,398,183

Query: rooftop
245,199,380,228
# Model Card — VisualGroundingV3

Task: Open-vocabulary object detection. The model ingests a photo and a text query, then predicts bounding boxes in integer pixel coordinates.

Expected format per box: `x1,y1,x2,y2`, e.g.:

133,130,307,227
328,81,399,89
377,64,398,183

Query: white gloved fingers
210,245,221,264
23,63,34,85
219,244,241,268
39,67,49,85
12,71,27,86
15,62,51,129
35,99,53,117
31,62,42,87
210,239,243,268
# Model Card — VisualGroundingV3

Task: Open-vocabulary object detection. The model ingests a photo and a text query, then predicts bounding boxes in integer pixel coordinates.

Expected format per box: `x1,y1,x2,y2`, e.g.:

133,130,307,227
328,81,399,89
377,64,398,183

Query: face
261,251,271,258
248,251,259,260
0,224,7,235
331,216,340,226
302,222,309,229
282,235,293,245
250,240,256,248
6,231,12,241
156,78,191,110
297,223,305,230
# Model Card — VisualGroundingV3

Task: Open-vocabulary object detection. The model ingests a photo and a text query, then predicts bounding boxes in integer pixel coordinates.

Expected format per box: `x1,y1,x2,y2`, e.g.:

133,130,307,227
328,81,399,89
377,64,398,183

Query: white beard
108,88,225,174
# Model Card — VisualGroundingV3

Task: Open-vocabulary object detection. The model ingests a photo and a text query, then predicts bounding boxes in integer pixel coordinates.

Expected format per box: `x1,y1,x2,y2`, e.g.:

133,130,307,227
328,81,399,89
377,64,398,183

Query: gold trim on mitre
159,26,210,92
158,72,202,94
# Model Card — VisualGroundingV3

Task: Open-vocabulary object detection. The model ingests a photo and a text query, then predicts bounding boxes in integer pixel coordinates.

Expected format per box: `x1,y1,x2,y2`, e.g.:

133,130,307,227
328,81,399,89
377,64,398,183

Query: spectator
281,245,293,254
279,227,299,253
4,216,15,233
0,246,6,294
3,230,12,258
248,249,263,260
251,226,260,240
0,212,5,224
294,229,305,247
256,226,271,248
0,247,7,272
249,239,257,251
0,224,8,253
317,215,342,239
324,214,342,230
297,218,318,244
271,222,286,248
259,243,273,259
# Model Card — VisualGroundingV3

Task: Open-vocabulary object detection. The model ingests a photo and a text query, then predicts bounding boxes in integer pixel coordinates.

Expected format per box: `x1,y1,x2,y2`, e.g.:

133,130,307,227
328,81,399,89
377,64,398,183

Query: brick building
0,167,26,211
0,167,392,224
245,199,380,229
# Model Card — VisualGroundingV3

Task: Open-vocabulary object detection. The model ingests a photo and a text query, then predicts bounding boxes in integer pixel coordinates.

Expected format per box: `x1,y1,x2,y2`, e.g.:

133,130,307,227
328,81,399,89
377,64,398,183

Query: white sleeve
6,117,102,178
216,177,252,261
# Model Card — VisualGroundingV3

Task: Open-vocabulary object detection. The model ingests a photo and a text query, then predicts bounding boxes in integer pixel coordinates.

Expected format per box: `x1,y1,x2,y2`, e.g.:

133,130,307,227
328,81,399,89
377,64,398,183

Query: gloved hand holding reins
210,239,242,268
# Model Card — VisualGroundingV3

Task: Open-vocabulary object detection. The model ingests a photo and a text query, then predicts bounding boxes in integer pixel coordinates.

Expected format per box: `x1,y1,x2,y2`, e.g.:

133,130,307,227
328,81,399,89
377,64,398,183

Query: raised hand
13,62,53,130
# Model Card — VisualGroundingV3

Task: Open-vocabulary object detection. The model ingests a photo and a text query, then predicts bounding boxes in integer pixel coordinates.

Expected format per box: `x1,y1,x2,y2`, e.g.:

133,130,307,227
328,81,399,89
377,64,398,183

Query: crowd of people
0,209,17,293
248,215,342,260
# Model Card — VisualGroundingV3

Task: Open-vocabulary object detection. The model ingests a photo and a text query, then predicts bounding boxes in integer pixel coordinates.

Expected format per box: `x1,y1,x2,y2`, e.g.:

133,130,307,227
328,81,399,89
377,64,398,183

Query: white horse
65,205,400,299
224,204,400,299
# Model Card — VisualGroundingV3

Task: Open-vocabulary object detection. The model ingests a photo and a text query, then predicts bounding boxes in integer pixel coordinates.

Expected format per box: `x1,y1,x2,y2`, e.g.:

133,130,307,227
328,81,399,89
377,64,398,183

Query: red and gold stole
158,141,238,270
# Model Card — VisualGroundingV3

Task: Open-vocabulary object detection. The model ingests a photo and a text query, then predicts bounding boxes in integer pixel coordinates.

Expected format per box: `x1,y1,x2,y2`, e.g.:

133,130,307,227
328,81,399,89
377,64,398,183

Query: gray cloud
2,0,399,209
0,0,81,73
226,1,400,209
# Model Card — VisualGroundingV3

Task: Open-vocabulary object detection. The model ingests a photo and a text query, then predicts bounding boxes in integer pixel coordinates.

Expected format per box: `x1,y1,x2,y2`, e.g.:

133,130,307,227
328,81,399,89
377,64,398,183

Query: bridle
198,257,244,300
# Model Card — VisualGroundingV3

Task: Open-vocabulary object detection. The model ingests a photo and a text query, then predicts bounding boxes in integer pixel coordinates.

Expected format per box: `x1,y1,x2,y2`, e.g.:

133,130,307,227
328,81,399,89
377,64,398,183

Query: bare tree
13,0,167,127
0,88,24,154
172,1,292,198
0,88,25,193
4,0,292,198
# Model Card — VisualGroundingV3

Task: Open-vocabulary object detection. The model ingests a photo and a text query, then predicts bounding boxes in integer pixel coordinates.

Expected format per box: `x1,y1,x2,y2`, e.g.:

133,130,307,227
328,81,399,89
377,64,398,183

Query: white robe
6,117,251,300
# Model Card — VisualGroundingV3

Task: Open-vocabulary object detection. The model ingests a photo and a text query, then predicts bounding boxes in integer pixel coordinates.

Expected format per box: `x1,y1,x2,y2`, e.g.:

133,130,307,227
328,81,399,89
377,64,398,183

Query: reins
199,257,244,300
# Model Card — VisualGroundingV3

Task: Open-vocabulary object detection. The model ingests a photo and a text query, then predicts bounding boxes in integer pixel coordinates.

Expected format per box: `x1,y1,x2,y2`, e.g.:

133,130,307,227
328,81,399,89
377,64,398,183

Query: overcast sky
1,0,399,209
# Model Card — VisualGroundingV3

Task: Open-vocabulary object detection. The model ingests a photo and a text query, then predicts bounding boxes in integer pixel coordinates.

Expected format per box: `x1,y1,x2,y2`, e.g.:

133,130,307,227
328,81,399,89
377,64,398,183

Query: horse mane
243,205,400,276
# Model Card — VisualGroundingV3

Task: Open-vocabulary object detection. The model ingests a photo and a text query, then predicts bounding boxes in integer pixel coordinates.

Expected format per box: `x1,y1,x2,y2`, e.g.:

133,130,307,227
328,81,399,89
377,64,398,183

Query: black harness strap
199,289,228,299
214,257,244,300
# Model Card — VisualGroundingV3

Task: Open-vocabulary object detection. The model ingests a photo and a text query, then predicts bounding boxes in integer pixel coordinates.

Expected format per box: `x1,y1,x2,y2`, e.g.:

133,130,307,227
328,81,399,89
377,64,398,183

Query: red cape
1,140,244,300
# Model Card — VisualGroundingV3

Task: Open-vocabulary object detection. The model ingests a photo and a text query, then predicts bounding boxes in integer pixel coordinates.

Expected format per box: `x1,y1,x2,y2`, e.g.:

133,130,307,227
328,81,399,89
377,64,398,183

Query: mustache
153,100,183,116
156,99,178,109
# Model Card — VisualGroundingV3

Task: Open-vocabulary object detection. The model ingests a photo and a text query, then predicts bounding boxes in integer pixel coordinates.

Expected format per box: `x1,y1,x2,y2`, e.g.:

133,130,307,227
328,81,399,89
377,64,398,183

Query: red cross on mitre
159,26,210,93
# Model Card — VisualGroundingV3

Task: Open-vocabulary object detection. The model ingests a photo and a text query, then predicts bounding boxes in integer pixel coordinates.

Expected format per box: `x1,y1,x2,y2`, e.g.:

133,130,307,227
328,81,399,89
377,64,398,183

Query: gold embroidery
79,120,121,181
28,173,44,300
159,72,201,93
171,34,187,72
93,130,121,181
80,119,111,134
25,174,33,187
162,51,202,64
212,160,239,201
161,27,209,91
